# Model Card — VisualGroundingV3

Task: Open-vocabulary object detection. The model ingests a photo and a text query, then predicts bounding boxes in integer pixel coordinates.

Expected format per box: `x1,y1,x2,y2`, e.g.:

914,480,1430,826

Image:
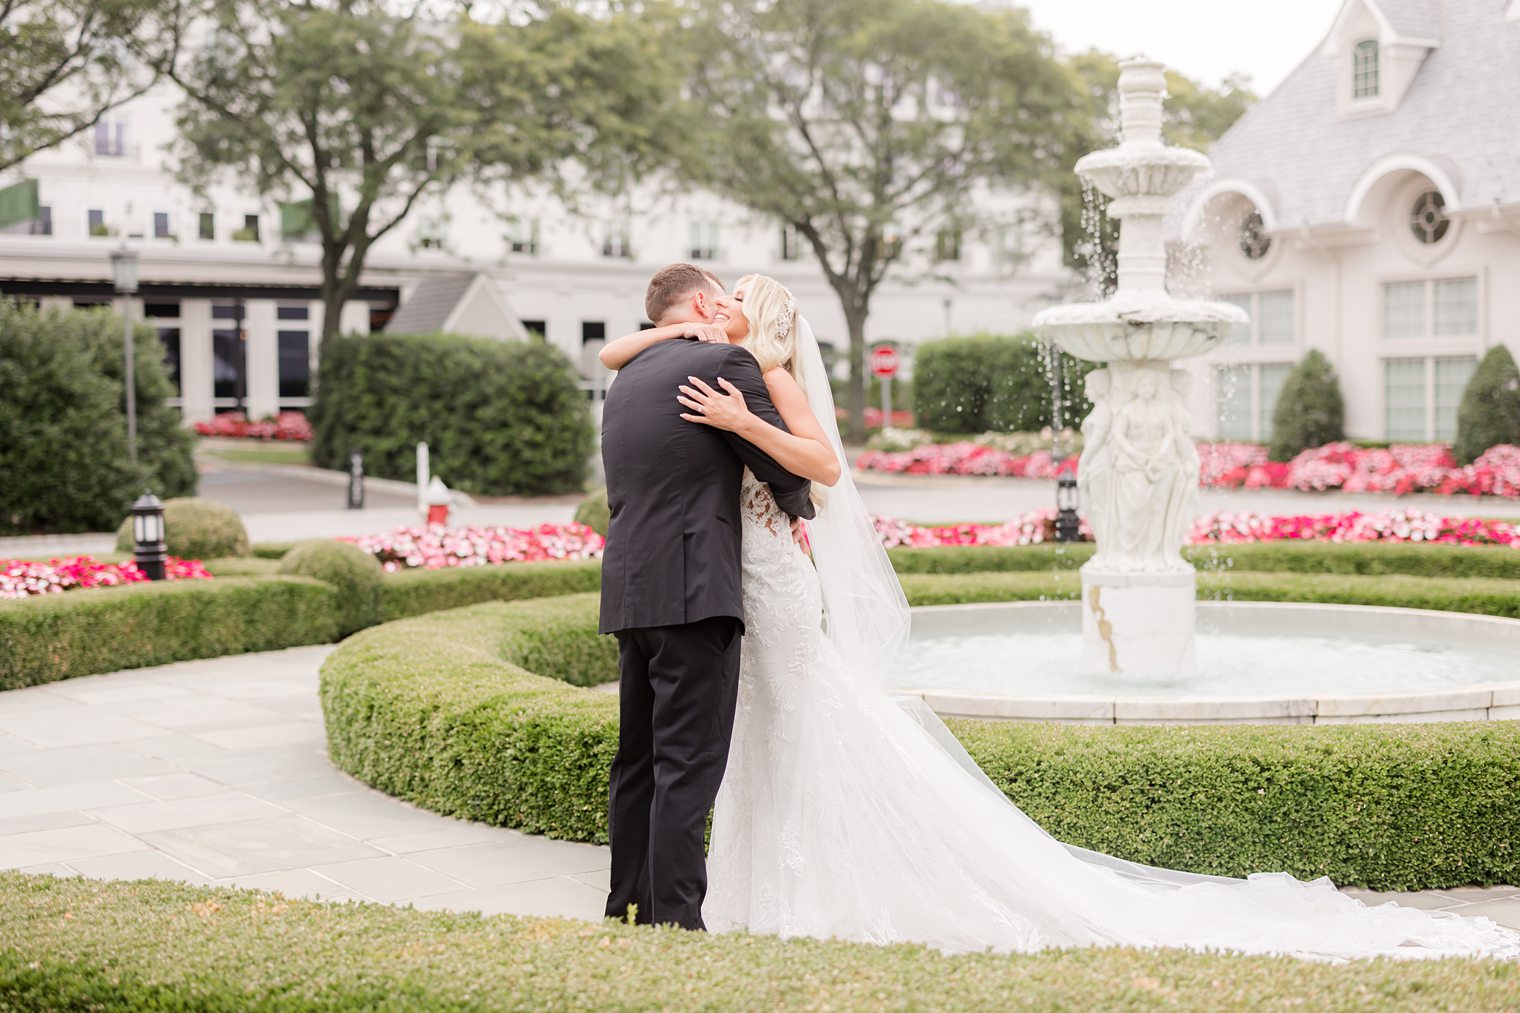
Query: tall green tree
1060,51,1256,289
0,0,186,173
1269,349,1345,462
168,0,672,345
678,0,1079,439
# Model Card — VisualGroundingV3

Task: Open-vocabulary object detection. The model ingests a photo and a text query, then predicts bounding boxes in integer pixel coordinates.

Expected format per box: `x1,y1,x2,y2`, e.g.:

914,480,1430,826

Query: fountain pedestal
1033,58,1248,678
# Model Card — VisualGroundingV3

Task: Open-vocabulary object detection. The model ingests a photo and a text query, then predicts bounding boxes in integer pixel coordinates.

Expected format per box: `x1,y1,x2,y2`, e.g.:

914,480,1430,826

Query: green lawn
197,441,313,466
2,873,1516,1012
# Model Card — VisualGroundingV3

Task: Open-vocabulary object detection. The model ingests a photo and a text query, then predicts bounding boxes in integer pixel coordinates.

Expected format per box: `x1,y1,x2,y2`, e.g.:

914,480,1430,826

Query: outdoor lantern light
132,490,167,581
110,244,141,460
1055,467,1081,543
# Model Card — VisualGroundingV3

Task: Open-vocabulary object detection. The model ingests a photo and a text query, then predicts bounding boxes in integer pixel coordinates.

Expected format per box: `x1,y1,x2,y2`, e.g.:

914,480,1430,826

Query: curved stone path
3,648,1518,931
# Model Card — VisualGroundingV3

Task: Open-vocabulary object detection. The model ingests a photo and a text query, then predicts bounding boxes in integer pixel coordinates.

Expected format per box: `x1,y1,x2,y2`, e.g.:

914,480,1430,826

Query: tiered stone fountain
1033,58,1247,678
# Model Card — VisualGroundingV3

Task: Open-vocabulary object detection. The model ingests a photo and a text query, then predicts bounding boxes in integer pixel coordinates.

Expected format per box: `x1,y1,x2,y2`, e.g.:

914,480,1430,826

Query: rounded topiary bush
1269,350,1346,462
0,301,195,535
309,332,593,496
114,497,250,559
912,333,1090,434
277,539,383,637
573,487,609,536
1454,344,1520,464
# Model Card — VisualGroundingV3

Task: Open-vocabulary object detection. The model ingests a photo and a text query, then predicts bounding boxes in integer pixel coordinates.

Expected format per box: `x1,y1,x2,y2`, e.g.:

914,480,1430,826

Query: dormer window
1352,39,1380,98
1410,190,1449,245
1239,211,1271,260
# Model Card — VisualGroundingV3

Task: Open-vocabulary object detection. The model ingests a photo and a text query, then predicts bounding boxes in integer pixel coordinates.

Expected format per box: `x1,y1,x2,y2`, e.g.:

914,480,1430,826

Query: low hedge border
320,592,1520,889
8,874,1518,1011
0,577,338,690
888,540,1520,579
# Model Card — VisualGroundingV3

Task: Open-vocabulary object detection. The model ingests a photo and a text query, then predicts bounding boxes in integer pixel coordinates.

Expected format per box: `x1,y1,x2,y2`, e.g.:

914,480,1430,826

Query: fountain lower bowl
1033,296,1247,362
888,601,1520,725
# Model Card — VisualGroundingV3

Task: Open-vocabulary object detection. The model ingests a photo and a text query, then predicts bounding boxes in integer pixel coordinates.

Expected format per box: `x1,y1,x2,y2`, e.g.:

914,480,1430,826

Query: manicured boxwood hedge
8,874,1518,1012
0,577,338,690
378,560,602,623
887,540,1520,580
320,593,1520,889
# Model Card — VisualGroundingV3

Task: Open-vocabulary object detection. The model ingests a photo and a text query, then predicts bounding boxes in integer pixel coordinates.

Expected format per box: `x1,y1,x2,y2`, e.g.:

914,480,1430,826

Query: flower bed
871,509,1519,550
344,523,604,572
193,411,313,441
858,437,1520,498
0,556,212,599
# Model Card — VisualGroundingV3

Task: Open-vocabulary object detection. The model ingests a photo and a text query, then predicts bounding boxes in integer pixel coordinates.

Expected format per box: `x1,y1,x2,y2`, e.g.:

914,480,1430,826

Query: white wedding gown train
702,472,1520,961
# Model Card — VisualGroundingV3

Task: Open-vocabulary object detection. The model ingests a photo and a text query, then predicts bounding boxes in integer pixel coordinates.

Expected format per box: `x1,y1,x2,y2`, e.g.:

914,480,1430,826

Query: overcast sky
1011,0,1341,95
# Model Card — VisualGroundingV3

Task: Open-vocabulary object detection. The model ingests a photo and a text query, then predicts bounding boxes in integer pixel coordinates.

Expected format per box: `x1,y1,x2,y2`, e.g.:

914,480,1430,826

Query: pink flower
0,556,212,599
342,522,605,570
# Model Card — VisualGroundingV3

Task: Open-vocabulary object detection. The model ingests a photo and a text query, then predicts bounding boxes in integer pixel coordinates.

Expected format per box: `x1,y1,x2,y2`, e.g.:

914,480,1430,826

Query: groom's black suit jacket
598,340,815,635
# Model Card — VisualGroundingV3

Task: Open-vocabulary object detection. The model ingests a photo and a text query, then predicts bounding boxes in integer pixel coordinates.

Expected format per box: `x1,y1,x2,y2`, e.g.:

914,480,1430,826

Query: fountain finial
1117,58,1167,148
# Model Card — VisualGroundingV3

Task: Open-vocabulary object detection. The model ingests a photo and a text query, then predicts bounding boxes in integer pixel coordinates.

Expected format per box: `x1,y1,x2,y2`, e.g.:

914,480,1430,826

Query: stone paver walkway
4,648,1519,932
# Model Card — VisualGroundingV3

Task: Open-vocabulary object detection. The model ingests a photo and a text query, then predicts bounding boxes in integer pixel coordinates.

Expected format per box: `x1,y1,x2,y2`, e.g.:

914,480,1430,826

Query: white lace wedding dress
702,470,1520,961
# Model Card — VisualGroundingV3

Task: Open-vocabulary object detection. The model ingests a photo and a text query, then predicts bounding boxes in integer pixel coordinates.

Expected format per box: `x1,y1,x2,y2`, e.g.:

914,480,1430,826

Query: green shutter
0,179,40,229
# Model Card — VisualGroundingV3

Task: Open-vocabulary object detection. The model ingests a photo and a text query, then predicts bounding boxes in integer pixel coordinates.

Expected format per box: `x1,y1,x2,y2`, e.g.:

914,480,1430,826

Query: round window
1410,190,1449,245
1238,211,1271,260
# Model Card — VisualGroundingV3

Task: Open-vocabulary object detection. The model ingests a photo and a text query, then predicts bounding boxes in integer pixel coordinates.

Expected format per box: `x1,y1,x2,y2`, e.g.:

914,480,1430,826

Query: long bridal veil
791,317,1520,960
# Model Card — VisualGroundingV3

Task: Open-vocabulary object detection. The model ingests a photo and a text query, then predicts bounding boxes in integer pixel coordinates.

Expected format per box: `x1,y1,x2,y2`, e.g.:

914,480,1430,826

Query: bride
597,274,1520,961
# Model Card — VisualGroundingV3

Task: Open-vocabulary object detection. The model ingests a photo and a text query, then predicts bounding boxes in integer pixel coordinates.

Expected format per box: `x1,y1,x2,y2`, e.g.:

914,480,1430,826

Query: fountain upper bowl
1075,145,1211,200
1033,293,1248,362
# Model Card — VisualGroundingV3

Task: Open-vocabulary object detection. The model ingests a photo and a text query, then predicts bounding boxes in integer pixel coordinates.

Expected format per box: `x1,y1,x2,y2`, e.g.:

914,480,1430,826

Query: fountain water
1032,58,1248,678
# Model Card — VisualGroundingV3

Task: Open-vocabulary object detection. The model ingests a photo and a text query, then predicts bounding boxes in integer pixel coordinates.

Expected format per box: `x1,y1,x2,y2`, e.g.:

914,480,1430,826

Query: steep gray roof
1377,0,1444,39
1198,0,1519,229
385,272,476,334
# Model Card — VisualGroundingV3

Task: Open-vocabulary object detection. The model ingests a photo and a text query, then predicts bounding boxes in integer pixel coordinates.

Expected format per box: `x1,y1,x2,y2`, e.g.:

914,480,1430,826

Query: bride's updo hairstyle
734,274,806,389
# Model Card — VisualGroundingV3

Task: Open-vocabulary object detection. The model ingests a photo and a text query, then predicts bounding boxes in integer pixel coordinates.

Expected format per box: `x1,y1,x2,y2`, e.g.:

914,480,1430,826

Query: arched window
1239,211,1271,260
1352,39,1380,98
1409,190,1450,245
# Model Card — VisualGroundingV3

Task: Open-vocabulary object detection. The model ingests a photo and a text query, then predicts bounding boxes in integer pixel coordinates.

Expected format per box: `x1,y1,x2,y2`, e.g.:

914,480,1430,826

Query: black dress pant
605,616,742,930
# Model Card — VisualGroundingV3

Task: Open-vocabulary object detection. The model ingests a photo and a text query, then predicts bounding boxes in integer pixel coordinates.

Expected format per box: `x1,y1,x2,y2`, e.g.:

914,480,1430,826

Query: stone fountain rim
896,600,1520,726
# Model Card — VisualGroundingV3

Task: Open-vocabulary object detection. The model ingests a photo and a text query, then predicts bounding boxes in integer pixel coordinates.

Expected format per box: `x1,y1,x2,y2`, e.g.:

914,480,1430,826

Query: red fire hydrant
425,476,452,526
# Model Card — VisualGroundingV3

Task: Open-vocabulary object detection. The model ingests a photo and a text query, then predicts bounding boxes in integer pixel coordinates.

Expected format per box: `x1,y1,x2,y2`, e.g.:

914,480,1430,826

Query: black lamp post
110,244,140,461
132,490,168,580
1055,467,1081,542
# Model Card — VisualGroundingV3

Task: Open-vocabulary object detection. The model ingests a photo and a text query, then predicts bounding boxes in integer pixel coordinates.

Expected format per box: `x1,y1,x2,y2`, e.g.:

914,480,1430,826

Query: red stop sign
871,345,899,378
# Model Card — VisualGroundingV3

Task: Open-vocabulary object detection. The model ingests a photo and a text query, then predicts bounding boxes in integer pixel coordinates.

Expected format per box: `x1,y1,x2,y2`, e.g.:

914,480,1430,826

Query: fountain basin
1033,293,1247,362
889,602,1520,725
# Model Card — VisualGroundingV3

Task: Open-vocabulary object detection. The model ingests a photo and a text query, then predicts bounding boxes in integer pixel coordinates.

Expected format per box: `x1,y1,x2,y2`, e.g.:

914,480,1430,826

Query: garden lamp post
110,244,140,461
132,490,167,580
1055,468,1081,543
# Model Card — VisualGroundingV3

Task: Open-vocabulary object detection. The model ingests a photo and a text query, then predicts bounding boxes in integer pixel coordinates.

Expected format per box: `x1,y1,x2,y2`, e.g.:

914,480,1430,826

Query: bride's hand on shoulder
677,322,730,344
678,375,753,433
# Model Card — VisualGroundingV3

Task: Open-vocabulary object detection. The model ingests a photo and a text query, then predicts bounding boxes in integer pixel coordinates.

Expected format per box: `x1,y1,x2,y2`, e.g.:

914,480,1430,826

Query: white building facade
0,79,1072,423
1182,0,1520,444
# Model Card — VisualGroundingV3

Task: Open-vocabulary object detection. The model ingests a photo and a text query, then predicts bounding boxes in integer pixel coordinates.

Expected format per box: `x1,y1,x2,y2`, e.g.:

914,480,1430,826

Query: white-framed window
689,220,719,260
780,223,805,261
1215,362,1293,442
153,211,172,240
994,225,1022,270
1217,290,1294,347
601,219,631,259
1352,39,1379,98
505,216,538,255
1383,356,1476,442
93,117,129,157
1382,277,1478,340
1409,191,1450,245
934,226,961,262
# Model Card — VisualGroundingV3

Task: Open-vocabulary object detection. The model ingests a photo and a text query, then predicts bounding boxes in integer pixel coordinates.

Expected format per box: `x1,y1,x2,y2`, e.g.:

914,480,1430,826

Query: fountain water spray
1033,58,1249,677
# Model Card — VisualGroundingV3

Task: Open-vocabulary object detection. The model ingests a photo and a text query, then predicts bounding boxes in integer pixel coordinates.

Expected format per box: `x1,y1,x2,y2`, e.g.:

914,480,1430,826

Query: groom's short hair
646,263,722,323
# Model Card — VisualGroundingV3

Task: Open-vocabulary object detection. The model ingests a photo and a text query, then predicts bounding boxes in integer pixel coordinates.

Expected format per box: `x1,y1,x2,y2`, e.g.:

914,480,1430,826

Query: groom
599,263,814,930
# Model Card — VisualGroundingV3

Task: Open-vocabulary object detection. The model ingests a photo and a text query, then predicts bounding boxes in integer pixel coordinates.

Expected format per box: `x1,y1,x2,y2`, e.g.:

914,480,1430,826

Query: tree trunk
844,304,868,443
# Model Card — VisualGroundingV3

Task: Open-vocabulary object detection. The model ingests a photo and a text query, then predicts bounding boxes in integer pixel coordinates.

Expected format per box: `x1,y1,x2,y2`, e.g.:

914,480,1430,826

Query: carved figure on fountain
1077,369,1114,561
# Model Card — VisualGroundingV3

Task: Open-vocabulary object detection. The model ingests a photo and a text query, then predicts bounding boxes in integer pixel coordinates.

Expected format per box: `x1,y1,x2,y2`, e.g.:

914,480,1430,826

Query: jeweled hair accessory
776,295,797,340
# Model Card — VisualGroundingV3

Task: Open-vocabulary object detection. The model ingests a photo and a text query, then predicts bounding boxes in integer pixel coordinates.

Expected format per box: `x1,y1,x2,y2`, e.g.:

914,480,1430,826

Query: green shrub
320,596,617,841
1269,350,1346,461
9,874,1520,1012
0,577,338,689
1454,344,1520,464
309,332,593,496
379,560,601,622
252,541,300,559
0,302,195,534
573,487,610,536
114,497,250,559
278,540,383,636
912,333,1091,434
887,540,1520,581
321,592,1520,888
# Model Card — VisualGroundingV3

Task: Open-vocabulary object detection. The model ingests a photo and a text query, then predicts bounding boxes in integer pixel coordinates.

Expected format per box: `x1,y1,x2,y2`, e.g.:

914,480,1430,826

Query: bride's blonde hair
735,274,804,387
